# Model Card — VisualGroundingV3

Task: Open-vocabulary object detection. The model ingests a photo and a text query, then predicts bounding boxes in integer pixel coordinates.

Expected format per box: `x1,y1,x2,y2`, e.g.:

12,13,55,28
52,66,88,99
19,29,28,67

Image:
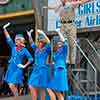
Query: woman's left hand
37,29,44,34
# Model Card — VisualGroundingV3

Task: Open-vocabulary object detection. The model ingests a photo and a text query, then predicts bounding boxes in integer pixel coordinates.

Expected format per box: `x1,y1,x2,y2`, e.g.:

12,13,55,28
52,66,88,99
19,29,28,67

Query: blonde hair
15,38,26,47
36,39,47,47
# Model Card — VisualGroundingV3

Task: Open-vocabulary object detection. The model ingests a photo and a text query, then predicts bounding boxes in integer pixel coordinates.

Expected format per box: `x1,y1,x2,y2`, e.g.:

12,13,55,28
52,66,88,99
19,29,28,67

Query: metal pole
32,0,43,43
32,0,42,29
86,39,100,57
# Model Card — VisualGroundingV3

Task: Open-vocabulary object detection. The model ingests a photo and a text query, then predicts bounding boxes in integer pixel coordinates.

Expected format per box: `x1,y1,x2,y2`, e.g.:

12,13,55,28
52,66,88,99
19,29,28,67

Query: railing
84,39,100,71
86,39,100,57
79,38,100,72
70,71,92,100
80,38,100,94
67,35,97,100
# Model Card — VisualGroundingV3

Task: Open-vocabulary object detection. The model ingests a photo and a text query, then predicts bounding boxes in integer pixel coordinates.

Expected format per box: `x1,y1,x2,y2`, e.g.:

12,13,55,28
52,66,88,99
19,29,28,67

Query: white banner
48,0,61,31
48,0,100,31
75,0,100,28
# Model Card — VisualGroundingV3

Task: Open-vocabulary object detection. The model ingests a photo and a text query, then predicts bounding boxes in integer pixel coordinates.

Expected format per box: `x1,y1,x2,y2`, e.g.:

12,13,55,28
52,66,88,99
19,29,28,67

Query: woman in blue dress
27,29,51,100
47,29,69,100
3,23,33,100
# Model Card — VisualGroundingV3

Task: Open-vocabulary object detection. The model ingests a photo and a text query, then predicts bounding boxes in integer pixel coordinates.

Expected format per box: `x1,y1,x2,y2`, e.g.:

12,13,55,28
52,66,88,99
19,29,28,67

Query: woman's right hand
26,29,33,37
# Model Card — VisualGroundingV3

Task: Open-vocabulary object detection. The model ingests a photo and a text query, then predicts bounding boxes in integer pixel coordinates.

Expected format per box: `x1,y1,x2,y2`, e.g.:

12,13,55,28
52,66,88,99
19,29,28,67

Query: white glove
37,29,44,34
27,29,33,37
55,29,60,32
3,22,11,29
30,29,33,33
17,64,26,68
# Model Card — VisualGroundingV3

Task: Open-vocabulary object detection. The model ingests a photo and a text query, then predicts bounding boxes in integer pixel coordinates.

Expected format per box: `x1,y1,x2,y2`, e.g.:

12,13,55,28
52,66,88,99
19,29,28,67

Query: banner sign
48,0,61,31
48,0,100,31
75,0,100,28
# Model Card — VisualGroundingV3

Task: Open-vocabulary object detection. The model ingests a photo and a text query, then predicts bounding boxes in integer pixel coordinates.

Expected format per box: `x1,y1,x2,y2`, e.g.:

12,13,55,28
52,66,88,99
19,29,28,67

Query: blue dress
4,38,33,85
28,42,51,88
49,42,69,91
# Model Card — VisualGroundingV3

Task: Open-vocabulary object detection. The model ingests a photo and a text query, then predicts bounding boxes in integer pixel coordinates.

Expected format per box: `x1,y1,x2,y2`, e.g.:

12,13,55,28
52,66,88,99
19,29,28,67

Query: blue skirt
28,65,49,88
4,62,23,85
48,68,69,91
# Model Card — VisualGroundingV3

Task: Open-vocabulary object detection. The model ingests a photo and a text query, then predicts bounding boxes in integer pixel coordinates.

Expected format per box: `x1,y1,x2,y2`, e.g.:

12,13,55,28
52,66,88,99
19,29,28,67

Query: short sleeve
24,48,33,62
30,42,37,51
6,38,15,49
45,44,51,54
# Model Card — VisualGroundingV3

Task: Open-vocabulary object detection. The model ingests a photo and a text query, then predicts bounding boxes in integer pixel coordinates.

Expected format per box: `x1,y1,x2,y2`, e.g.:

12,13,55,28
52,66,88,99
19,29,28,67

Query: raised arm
81,0,91,4
47,0,63,12
48,0,91,12
56,29,65,42
3,22,11,39
54,3,63,12
3,22,15,48
27,29,34,43
27,29,37,51
66,0,91,7
37,29,50,44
